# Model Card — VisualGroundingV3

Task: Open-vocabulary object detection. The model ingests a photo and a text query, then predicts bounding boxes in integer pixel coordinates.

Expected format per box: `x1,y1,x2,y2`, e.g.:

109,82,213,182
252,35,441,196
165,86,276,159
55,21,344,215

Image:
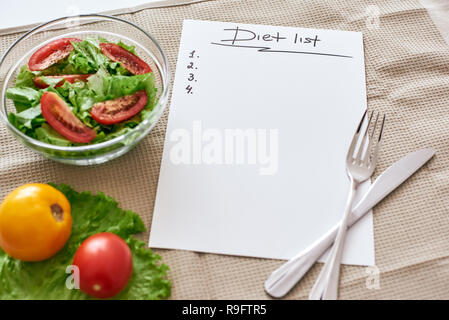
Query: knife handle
264,206,367,299
264,196,370,299
264,220,342,298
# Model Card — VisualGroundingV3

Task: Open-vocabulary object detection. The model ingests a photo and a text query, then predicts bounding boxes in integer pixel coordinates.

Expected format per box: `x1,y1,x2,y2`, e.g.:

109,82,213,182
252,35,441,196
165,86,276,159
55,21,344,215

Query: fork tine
355,110,374,164
369,112,380,141
347,110,367,161
363,113,386,167
364,112,380,164
377,114,386,142
369,114,386,166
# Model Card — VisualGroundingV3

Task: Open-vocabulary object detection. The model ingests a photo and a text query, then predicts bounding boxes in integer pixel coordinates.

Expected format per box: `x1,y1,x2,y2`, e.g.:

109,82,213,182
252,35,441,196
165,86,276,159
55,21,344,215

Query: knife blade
265,147,435,298
348,147,435,226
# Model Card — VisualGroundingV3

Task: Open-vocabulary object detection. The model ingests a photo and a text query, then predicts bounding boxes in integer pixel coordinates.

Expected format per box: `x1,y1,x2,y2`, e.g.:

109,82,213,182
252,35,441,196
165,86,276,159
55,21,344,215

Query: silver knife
264,148,435,298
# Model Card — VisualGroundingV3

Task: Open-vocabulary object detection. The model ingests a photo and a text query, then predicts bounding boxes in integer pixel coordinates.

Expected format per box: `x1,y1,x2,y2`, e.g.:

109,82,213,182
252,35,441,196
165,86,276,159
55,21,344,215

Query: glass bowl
0,14,169,165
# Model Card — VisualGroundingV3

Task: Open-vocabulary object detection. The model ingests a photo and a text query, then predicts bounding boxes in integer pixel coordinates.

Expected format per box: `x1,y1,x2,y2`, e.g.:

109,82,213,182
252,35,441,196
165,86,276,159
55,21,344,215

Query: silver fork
308,110,386,300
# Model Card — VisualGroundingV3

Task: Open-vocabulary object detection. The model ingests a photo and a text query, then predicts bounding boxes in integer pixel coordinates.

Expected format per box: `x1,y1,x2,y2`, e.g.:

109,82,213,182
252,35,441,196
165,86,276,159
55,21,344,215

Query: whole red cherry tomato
73,232,133,299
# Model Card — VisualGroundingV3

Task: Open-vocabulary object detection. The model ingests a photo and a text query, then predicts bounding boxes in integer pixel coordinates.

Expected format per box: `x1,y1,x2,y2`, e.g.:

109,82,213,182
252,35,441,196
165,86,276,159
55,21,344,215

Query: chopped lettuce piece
6,87,41,112
35,123,72,146
68,38,109,74
117,40,137,54
14,65,39,88
9,104,43,129
38,76,65,87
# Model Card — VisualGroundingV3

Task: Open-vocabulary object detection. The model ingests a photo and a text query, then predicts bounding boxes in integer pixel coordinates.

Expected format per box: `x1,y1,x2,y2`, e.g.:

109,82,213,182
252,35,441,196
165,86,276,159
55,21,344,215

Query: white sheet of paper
149,20,374,266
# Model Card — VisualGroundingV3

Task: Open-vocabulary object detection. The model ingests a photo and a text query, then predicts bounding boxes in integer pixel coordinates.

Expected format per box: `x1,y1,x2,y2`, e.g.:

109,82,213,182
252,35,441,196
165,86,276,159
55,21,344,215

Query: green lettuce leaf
0,184,171,300
35,123,72,146
88,67,157,107
8,104,43,129
68,38,109,74
14,65,40,88
38,76,65,87
6,87,41,112
117,40,137,54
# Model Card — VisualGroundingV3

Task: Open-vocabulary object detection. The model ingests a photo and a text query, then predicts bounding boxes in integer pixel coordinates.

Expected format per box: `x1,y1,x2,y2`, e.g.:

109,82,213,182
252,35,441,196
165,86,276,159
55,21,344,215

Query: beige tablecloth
1,0,448,299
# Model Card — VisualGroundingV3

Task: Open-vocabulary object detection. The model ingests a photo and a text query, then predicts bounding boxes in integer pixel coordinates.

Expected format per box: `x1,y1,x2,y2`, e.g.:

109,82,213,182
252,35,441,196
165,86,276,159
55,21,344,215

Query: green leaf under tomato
35,123,72,146
0,184,171,300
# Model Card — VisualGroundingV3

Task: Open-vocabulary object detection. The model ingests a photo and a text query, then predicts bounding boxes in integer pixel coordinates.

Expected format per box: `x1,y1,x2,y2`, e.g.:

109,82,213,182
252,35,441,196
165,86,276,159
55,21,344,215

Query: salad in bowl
8,37,156,146
0,15,169,165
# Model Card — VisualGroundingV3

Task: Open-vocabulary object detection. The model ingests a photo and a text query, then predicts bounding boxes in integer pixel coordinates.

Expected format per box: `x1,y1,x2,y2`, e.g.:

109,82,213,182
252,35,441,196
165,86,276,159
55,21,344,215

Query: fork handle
265,182,364,298
264,222,341,298
309,179,358,300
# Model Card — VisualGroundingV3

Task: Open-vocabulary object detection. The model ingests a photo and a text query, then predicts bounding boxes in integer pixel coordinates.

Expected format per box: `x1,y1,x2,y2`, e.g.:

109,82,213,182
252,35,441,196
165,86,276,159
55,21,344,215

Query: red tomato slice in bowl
28,38,81,71
33,74,92,89
100,43,152,75
40,92,96,143
90,90,148,125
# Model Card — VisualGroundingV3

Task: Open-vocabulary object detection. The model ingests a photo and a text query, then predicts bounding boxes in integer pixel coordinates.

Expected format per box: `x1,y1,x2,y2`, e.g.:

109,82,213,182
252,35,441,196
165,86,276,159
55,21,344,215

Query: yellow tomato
0,183,72,261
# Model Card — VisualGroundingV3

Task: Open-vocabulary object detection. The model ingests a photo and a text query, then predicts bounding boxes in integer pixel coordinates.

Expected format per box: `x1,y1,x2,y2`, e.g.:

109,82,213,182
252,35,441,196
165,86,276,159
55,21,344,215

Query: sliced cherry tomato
33,74,92,89
90,90,148,125
72,232,133,299
28,38,81,71
40,92,96,143
100,43,152,75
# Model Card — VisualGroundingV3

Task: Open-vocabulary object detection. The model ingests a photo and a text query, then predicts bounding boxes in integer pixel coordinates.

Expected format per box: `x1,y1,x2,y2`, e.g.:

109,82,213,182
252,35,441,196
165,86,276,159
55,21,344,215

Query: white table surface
0,0,163,31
